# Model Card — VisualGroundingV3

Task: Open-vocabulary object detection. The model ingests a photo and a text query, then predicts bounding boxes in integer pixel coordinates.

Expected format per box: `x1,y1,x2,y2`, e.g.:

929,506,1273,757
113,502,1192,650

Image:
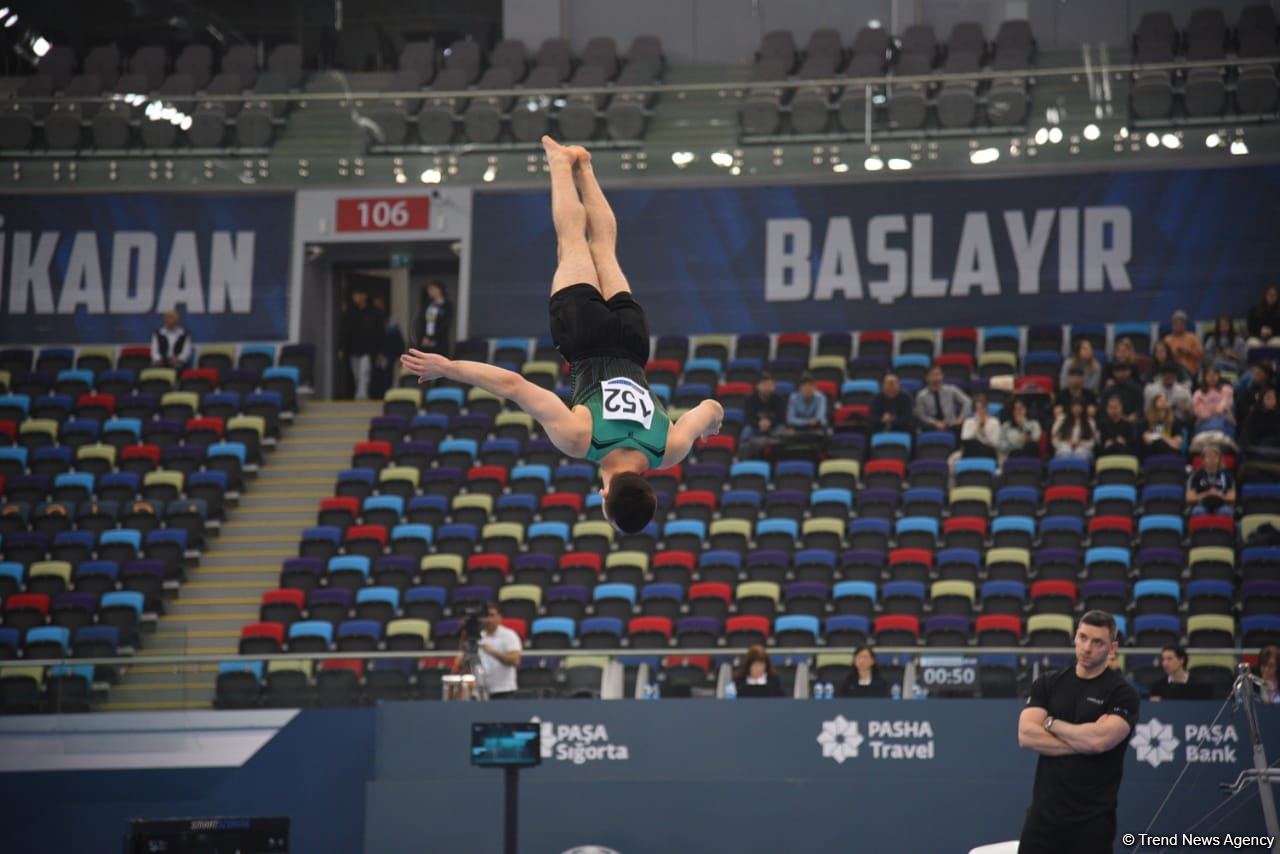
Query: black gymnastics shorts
548,283,652,367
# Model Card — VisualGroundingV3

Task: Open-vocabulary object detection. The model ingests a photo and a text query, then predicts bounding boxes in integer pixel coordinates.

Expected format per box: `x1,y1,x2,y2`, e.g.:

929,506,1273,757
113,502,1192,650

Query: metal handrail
8,54,1280,106
15,645,1260,669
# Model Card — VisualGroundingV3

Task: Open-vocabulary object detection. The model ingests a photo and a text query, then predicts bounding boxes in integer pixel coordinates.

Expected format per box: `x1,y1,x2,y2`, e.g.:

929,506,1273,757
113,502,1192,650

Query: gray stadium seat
39,45,77,91
368,70,425,146
1186,8,1227,61
791,39,841,135
416,66,469,145
18,73,53,119
992,19,1034,70
1184,67,1225,116
92,73,147,149
236,71,291,147
490,39,528,79
899,24,939,67
889,47,933,131
43,73,101,150
1134,12,1178,63
84,44,121,90
626,35,664,73
740,58,788,136
462,66,519,143
947,21,987,61
140,74,194,148
758,30,797,73
130,45,168,91
223,45,259,90
1236,66,1278,113
943,48,982,75
175,44,214,90
189,72,241,148
266,43,303,89
937,80,978,127
509,64,562,142
1238,5,1279,58
805,28,843,64
557,64,607,140
1130,71,1174,119
987,79,1029,125
398,41,436,86
444,39,483,85
0,102,36,150
605,61,657,140
581,36,619,79
837,27,891,133
535,38,573,83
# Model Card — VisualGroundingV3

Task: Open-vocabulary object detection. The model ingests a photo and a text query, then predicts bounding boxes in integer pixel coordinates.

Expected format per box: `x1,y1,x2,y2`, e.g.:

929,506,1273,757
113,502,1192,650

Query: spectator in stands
741,373,786,444
1256,646,1280,703
870,373,914,434
370,294,405,399
786,373,829,432
1141,394,1185,458
958,393,1000,461
1203,313,1248,374
1099,360,1144,419
1242,387,1280,456
914,365,972,434
339,288,384,400
841,645,891,698
1148,645,1193,702
465,601,522,699
1190,365,1236,452
1059,339,1102,395
1149,341,1190,385
733,644,784,698
1097,396,1138,457
1185,444,1235,517
999,398,1043,460
1054,366,1097,420
1102,337,1139,386
1163,310,1203,380
1248,286,1280,348
417,280,453,356
150,309,191,369
1051,399,1096,462
1144,363,1193,420
1236,363,1274,425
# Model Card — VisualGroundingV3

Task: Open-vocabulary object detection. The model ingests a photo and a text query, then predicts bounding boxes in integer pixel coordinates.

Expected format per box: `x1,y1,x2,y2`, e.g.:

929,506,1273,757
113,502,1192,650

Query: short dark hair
605,472,656,534
799,373,816,385
1080,610,1118,641
1162,644,1188,666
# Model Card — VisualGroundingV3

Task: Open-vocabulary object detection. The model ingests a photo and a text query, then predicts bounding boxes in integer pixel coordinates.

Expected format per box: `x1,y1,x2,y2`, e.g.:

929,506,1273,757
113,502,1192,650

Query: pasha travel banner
469,164,1280,336
0,192,294,344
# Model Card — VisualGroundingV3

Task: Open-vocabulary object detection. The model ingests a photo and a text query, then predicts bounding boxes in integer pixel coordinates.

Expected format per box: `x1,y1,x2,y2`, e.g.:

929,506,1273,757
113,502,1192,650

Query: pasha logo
530,716,630,765
1131,718,1180,768
817,717,935,763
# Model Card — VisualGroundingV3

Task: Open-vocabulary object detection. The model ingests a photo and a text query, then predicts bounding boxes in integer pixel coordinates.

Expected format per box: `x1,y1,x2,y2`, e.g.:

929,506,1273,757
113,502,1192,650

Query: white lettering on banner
531,716,631,765
1131,719,1242,769
818,716,935,763
763,206,1134,304
1,228,257,316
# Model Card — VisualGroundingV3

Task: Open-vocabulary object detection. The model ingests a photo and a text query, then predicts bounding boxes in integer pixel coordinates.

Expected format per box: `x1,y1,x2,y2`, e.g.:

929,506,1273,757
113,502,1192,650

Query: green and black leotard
570,355,671,469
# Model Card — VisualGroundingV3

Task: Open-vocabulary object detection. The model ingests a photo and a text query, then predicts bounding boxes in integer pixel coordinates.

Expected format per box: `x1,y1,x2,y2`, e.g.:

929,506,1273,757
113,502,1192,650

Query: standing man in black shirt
1017,610,1140,854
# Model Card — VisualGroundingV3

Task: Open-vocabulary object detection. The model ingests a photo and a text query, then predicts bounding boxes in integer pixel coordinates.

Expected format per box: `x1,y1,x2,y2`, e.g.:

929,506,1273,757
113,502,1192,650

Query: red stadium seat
976,614,1022,640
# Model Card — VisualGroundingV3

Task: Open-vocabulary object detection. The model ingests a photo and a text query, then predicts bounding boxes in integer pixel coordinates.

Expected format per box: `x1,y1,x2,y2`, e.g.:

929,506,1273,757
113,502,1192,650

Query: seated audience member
1203,313,1248,374
1097,396,1139,457
1144,363,1193,419
786,373,829,431
1148,341,1190,385
999,398,1043,461
1099,359,1144,419
914,365,972,434
1190,365,1236,452
841,645,891,698
1051,399,1096,462
1141,394,1185,457
1059,339,1102,395
1163,309,1203,380
741,373,787,443
733,644,785,698
1185,444,1235,517
1248,286,1280,348
1236,363,1275,425
1148,645,1210,701
870,373,915,434
1257,646,1280,704
958,393,1000,460
1055,366,1097,419
151,309,192,369
1102,337,1139,385
1242,387,1280,455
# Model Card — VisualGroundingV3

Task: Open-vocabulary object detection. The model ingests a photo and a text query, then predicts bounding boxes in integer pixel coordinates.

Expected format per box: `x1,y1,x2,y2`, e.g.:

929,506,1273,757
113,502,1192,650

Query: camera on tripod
461,606,483,650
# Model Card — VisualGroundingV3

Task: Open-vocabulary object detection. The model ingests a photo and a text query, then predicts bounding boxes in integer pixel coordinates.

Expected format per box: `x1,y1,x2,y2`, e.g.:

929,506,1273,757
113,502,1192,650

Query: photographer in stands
459,602,522,699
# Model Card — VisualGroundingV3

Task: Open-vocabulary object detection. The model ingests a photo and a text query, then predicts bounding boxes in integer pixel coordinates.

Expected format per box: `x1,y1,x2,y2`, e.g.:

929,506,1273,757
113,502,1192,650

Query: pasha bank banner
0,193,294,344
468,164,1280,336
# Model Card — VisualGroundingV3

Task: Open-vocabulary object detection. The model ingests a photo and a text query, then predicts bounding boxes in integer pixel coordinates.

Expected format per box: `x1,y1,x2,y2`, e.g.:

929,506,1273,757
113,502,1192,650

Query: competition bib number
600,378,655,430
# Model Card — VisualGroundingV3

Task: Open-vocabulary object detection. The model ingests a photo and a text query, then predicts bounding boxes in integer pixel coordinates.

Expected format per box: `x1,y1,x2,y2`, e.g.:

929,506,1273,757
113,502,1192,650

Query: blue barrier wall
0,699,1274,853
469,164,1280,337
0,193,294,344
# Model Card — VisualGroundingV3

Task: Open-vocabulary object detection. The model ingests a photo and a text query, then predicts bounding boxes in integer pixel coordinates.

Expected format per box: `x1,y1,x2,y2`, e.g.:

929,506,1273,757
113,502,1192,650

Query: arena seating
209,319,1278,708
0,342,312,712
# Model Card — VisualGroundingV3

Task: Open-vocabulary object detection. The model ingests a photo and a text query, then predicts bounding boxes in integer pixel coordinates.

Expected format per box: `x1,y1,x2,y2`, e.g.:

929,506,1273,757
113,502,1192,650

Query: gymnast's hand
401,349,451,383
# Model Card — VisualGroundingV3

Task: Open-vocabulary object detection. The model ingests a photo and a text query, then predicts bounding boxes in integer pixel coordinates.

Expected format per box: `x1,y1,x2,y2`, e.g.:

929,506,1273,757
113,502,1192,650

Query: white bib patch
599,377,655,430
